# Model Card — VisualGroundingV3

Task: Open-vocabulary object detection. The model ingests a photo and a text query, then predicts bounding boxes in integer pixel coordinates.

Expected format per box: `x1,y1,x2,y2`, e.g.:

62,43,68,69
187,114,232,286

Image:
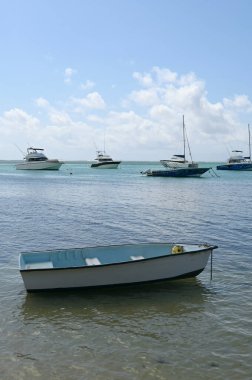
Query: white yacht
91,151,121,169
160,115,198,169
216,124,252,171
16,147,63,170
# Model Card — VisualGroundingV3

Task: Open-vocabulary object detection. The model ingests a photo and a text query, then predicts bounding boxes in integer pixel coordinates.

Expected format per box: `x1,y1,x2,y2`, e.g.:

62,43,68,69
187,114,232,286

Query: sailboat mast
249,124,251,162
183,115,186,161
183,116,193,162
103,129,106,153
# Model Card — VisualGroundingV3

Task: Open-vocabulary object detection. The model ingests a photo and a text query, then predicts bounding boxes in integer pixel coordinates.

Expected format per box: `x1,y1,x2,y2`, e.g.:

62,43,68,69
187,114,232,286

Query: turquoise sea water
0,161,251,380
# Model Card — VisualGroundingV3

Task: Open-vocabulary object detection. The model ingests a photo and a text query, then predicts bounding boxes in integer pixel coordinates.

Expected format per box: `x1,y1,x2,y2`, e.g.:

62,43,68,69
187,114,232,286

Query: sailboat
160,115,199,170
216,124,252,171
142,116,211,177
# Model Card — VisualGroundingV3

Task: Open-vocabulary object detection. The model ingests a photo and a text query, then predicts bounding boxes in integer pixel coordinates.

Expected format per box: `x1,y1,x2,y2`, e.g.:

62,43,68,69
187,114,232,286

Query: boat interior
19,243,199,270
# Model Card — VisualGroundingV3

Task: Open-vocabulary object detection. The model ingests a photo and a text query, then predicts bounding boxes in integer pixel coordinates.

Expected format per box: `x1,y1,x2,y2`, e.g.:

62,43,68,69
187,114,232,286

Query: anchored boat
160,115,200,170
91,151,121,169
16,147,63,170
216,124,252,171
142,167,210,177
19,242,217,292
142,116,211,177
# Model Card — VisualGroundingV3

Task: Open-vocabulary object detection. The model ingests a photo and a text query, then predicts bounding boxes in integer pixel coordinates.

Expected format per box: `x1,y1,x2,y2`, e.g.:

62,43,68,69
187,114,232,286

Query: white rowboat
19,242,217,292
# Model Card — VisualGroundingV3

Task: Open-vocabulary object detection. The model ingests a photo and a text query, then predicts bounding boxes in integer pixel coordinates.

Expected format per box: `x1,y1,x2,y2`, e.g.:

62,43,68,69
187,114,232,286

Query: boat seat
26,261,53,269
130,255,144,261
85,258,101,266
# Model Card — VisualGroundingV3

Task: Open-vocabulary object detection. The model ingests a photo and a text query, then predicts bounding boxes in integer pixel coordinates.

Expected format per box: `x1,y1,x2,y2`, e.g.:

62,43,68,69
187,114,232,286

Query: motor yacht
16,147,63,170
91,151,121,169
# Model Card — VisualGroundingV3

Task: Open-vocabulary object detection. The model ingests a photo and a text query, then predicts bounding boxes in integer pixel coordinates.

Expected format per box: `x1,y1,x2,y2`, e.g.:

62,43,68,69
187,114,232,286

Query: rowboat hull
19,243,217,292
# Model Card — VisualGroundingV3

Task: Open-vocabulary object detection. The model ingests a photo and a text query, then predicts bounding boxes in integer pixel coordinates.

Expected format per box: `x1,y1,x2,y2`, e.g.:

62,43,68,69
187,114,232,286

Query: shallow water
0,162,251,379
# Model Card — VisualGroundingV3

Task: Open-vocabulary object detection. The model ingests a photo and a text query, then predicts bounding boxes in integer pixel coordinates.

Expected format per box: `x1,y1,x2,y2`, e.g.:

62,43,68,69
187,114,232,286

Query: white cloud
133,71,153,87
81,80,95,90
223,94,252,110
128,88,160,107
129,69,206,112
0,108,41,155
178,72,198,86
1,66,252,161
72,92,106,111
35,97,50,108
149,104,173,121
152,66,178,84
64,67,77,84
48,110,72,126
1,108,40,130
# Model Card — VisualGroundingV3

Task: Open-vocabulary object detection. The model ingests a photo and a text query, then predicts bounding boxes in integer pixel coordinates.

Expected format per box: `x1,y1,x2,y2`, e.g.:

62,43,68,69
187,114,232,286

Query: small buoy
172,245,184,254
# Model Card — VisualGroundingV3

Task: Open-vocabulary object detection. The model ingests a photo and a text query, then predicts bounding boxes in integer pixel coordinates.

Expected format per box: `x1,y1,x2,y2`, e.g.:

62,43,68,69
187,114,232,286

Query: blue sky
1,0,252,160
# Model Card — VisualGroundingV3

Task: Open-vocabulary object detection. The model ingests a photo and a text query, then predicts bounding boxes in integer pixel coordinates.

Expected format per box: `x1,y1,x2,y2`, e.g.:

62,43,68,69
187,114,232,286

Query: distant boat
91,150,121,169
216,124,252,171
160,115,199,170
16,147,63,170
142,116,211,177
19,242,217,292
142,167,210,177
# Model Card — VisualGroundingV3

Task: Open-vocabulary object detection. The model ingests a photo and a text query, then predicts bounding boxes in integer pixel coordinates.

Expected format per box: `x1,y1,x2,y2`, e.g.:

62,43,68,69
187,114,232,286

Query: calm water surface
0,162,251,380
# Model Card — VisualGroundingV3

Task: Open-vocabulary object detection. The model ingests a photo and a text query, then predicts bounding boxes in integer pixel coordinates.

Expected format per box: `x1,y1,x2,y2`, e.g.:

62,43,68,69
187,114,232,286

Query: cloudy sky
1,0,252,161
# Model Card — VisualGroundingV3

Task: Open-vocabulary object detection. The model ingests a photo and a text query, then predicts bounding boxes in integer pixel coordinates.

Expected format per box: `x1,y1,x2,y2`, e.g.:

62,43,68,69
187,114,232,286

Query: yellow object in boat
172,245,184,254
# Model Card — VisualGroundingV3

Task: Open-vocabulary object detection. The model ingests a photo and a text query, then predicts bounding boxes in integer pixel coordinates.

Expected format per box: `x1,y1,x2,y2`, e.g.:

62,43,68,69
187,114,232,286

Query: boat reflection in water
21,276,212,321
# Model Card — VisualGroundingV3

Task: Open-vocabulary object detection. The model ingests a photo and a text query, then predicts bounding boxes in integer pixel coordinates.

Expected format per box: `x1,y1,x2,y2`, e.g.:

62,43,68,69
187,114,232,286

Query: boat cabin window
228,157,244,163
27,157,47,161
